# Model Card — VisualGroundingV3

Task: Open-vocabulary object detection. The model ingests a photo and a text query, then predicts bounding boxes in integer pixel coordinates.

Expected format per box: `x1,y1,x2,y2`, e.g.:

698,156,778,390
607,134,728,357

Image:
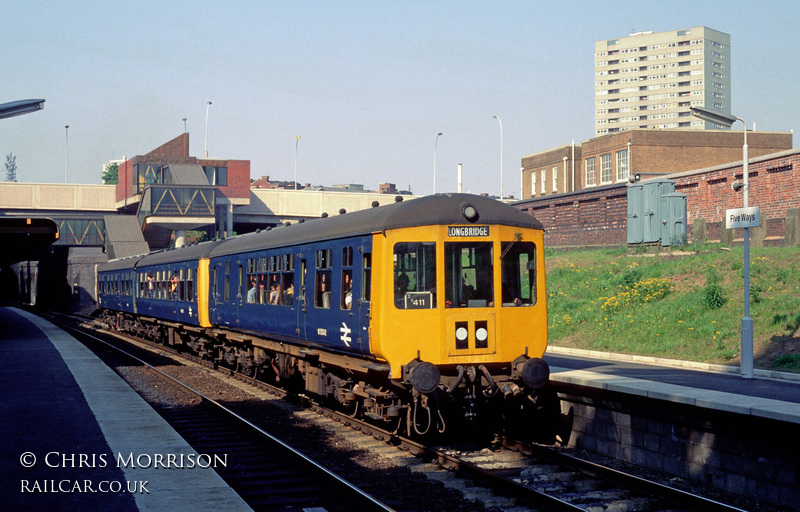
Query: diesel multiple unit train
97,193,551,436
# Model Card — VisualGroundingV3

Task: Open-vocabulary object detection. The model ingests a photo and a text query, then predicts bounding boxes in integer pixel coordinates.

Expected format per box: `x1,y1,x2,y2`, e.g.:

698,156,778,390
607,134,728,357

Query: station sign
448,226,489,237
726,206,761,229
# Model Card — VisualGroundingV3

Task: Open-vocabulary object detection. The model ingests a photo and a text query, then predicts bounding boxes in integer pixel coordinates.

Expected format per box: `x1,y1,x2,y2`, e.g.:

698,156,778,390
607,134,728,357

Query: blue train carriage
133,241,221,328
96,255,142,316
206,212,379,378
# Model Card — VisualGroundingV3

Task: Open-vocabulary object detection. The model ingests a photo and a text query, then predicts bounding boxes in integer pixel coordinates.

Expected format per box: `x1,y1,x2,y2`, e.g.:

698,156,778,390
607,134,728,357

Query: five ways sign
726,206,761,229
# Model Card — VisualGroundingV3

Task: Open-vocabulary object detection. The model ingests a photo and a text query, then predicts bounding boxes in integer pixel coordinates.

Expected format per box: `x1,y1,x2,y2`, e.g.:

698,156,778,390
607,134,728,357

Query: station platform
544,346,800,425
0,307,251,511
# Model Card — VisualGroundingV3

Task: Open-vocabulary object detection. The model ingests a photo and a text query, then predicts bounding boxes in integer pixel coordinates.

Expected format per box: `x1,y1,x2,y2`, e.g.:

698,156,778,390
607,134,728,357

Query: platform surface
0,307,251,511
545,346,800,424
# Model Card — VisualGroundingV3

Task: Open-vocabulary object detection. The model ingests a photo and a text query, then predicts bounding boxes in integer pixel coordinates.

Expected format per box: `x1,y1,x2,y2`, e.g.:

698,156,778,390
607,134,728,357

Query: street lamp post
295,136,301,190
433,132,442,194
204,101,212,158
691,106,753,378
65,125,69,183
492,115,503,199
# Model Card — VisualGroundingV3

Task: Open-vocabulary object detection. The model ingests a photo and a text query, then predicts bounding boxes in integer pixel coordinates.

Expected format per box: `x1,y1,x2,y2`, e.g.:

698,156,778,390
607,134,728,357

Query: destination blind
448,226,489,237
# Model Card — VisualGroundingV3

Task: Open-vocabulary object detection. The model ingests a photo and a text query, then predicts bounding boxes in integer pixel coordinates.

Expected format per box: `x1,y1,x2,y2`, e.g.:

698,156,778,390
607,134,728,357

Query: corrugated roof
167,163,211,185
103,215,150,260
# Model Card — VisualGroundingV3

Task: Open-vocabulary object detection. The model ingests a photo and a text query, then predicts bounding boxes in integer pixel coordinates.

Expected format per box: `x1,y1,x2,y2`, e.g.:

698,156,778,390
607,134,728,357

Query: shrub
703,267,725,310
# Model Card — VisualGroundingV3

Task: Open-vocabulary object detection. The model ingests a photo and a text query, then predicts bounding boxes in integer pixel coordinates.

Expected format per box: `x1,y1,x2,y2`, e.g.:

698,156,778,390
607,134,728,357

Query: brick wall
672,149,800,244
519,183,628,247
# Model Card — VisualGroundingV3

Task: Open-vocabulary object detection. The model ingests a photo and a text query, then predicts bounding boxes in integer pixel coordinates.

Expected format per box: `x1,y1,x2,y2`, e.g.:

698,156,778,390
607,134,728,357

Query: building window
552,166,558,193
600,154,612,184
616,150,629,182
540,170,546,194
530,172,536,197
204,166,228,186
585,157,597,187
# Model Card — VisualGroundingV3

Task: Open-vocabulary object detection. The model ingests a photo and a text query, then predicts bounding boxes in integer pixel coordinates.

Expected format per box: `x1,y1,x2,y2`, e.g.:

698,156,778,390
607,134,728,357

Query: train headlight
456,326,468,342
475,326,488,343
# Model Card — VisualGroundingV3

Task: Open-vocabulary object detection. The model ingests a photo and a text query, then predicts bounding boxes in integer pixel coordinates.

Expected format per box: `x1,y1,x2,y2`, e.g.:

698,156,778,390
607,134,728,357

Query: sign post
727,206,760,378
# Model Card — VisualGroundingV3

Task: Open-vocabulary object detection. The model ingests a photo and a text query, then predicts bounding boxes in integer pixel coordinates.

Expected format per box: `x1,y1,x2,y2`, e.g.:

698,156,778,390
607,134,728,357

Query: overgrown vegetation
544,245,800,372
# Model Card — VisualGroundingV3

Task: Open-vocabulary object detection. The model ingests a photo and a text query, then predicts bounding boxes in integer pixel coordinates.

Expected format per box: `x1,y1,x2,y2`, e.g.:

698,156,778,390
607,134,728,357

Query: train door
298,256,308,341
352,247,371,354
234,262,243,328
338,244,370,355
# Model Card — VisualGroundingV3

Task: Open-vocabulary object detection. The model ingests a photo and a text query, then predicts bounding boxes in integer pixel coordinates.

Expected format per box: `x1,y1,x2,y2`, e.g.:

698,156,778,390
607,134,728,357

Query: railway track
57,315,391,512
57,313,755,511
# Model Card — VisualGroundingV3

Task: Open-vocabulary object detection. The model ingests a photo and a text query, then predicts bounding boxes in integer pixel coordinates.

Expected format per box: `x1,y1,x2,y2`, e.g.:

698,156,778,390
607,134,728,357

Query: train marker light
462,203,479,222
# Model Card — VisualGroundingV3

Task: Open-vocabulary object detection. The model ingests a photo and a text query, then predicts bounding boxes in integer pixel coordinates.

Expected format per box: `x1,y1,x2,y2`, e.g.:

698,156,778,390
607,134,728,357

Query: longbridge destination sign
448,226,489,237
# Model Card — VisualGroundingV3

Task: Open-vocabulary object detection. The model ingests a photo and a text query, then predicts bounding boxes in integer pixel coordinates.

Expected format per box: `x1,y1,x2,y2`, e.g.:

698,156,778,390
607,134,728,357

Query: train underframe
102,310,558,440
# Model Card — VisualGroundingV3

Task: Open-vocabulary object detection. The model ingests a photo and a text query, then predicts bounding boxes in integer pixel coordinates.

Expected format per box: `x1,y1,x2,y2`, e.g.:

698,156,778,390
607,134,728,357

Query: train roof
211,193,543,258
97,194,543,270
97,238,224,272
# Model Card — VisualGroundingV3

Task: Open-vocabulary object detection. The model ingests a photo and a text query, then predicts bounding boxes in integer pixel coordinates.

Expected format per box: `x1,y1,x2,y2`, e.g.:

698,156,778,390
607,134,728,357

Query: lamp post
65,125,69,183
295,136,301,190
204,101,212,158
691,106,752,378
492,115,503,199
433,132,442,194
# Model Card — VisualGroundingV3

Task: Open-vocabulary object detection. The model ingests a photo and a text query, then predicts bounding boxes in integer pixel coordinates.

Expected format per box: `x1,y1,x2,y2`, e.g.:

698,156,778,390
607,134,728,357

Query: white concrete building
594,27,731,135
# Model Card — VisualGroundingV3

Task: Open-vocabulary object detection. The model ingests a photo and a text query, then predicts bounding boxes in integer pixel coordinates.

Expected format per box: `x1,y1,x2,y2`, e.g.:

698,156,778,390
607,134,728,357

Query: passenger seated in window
282,283,294,305
247,278,256,303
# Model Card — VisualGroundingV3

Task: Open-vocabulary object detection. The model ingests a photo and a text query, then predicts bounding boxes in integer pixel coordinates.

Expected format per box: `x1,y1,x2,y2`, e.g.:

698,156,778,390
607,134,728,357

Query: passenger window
393,242,436,309
341,247,353,310
315,249,332,309
445,242,494,308
500,241,536,306
187,269,194,301
224,261,230,302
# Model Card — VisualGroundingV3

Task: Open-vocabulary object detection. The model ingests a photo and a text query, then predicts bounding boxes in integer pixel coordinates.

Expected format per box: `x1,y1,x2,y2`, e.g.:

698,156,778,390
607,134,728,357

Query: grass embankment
544,245,800,373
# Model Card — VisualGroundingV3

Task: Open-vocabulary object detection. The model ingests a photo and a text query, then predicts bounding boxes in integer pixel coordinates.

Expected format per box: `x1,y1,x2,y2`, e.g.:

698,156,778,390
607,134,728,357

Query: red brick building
115,133,251,245
521,129,792,200
517,148,800,248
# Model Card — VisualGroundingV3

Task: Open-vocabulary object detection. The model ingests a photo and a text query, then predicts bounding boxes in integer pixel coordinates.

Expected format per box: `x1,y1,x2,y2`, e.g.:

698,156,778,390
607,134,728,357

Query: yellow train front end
370,220,549,403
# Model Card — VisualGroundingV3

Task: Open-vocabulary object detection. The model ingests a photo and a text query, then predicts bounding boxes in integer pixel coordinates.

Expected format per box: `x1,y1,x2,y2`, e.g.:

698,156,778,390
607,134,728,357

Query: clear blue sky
2,0,798,197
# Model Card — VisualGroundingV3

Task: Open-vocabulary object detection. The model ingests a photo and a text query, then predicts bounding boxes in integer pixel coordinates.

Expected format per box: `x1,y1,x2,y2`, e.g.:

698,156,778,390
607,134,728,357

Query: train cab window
500,241,537,306
393,242,437,309
315,249,332,309
445,242,494,308
362,253,372,303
